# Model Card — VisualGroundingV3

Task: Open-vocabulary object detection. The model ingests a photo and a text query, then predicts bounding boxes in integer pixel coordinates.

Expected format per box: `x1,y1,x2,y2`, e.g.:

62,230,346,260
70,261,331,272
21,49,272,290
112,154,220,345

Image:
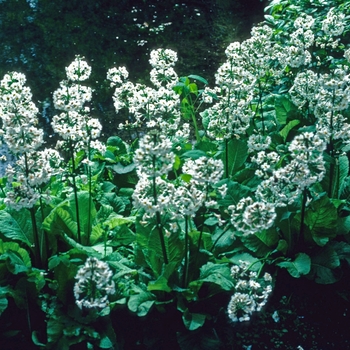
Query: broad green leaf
182,309,206,331
0,240,32,274
275,95,298,126
0,210,33,247
277,253,311,278
304,195,337,246
110,162,135,174
188,74,208,85
335,155,349,198
308,245,341,284
0,291,8,316
109,225,135,247
181,150,207,159
99,193,127,214
223,138,248,177
127,288,155,317
43,201,77,237
198,262,234,291
68,191,97,239
106,136,127,154
217,179,251,207
279,119,300,141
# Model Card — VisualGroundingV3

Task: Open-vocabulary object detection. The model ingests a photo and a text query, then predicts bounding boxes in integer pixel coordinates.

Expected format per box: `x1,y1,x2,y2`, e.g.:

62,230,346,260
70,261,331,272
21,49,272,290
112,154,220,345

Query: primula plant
1,0,350,348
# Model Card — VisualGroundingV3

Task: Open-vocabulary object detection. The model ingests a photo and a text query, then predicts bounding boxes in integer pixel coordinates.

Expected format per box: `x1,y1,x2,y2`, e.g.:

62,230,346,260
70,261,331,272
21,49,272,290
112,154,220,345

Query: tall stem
151,144,168,264
183,216,189,288
86,136,92,245
24,153,42,268
298,190,307,250
70,142,82,244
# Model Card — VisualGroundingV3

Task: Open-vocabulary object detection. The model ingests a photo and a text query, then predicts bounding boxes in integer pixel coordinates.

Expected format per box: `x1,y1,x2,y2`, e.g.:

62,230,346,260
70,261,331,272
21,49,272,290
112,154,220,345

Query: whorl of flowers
229,197,276,236
65,55,92,82
74,257,116,309
182,156,224,186
132,174,175,217
134,134,175,178
149,49,178,89
227,260,273,322
0,72,43,154
322,7,346,37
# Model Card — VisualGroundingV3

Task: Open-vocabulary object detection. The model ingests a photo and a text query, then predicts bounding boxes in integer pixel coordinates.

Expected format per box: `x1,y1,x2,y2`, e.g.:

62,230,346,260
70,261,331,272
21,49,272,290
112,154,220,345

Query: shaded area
0,0,266,138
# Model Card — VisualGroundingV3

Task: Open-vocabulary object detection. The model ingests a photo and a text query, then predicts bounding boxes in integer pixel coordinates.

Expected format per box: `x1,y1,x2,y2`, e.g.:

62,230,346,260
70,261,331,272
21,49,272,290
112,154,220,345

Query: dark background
0,0,267,138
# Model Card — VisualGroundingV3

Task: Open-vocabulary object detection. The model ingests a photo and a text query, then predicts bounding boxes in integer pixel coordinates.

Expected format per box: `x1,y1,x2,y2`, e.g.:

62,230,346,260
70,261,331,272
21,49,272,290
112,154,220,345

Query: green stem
24,153,42,268
225,138,229,179
70,142,82,244
298,190,307,249
152,145,168,264
183,216,189,288
86,137,92,245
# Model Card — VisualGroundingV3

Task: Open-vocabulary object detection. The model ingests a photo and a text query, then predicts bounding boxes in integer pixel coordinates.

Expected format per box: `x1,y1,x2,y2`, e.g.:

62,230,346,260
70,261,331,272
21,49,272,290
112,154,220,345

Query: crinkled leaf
127,288,155,317
0,210,33,247
308,245,341,284
304,195,337,246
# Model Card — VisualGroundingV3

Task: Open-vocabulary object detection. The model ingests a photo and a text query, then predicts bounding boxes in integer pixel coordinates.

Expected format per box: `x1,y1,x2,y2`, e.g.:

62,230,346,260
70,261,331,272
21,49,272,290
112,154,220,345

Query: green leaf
198,262,234,291
275,95,298,125
188,74,208,85
277,253,311,278
304,195,338,246
181,150,207,159
308,245,341,284
336,155,349,198
110,162,135,174
223,138,248,177
106,136,127,154
0,210,33,248
217,179,251,207
279,119,300,141
0,292,8,316
182,309,206,331
127,287,155,317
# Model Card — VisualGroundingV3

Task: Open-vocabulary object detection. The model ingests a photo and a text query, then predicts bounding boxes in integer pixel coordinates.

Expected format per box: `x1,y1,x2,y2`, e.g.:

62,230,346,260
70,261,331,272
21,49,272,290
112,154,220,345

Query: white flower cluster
0,72,61,210
290,66,350,144
134,134,175,177
132,137,224,221
52,57,102,152
202,24,282,140
278,15,314,68
229,197,276,236
149,48,178,89
0,72,43,154
65,56,92,82
107,49,187,140
74,257,116,309
255,131,326,207
228,260,273,322
322,7,346,37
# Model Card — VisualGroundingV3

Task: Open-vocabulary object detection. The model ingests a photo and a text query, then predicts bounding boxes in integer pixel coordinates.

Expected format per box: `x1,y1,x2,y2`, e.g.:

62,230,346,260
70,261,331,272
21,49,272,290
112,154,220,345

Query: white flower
74,257,116,309
66,56,92,81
